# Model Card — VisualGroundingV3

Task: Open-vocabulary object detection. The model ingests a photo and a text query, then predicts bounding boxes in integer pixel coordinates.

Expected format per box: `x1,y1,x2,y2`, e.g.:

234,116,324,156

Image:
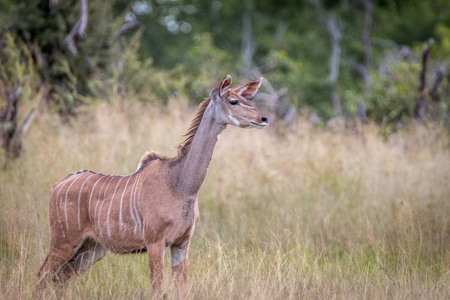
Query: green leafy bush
367,61,420,124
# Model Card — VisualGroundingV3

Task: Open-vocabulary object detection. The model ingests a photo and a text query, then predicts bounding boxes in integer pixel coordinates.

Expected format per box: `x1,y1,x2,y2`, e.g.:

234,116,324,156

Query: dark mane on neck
136,99,211,171
176,98,211,156
136,151,165,172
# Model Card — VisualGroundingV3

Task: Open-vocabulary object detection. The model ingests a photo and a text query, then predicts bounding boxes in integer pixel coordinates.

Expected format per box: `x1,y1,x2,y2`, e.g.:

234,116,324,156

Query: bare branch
360,0,373,96
116,18,140,41
78,0,88,37
1,87,22,123
419,38,434,93
332,91,341,115
415,38,434,123
343,54,365,76
115,18,141,73
116,17,141,97
430,63,446,102
357,98,366,124
1,76,28,123
241,0,254,78
0,76,33,163
65,21,81,55
65,0,89,55
326,11,341,83
19,108,35,134
305,0,342,115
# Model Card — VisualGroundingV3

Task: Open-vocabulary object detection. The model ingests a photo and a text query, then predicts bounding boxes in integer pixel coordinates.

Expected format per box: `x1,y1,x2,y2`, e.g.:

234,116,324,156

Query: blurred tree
0,33,38,164
1,0,449,127
307,0,343,116
0,0,139,115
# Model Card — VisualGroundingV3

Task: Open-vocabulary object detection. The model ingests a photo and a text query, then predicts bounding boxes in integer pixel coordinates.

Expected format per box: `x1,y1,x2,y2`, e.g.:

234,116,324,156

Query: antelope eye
229,99,238,105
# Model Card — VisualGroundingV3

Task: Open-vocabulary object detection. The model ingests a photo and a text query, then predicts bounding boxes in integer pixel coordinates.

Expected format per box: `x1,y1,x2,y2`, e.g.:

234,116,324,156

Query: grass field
1,100,449,299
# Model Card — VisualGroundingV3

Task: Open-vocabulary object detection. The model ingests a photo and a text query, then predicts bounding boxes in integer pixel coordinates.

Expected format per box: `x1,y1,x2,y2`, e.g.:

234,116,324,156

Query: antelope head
210,75,269,129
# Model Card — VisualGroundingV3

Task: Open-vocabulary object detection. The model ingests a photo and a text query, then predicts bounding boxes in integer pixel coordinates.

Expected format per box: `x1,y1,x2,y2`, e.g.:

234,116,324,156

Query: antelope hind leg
56,238,107,284
35,243,76,294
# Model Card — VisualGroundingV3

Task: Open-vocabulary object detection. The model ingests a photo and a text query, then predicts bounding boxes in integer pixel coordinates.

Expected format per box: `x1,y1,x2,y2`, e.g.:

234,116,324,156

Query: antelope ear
210,75,232,102
232,77,263,100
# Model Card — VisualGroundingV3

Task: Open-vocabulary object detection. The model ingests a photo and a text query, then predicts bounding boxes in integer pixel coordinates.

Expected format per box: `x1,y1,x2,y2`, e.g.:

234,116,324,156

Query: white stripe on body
130,173,141,233
132,172,143,234
77,174,96,229
106,176,126,238
119,175,133,230
97,176,115,237
88,175,107,223
128,173,139,233
93,176,110,226
48,179,68,230
64,173,84,230
137,172,145,233
57,198,65,238
54,174,82,238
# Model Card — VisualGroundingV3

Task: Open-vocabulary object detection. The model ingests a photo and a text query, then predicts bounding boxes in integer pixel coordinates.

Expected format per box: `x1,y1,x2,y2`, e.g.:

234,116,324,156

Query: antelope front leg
171,241,190,294
147,242,165,293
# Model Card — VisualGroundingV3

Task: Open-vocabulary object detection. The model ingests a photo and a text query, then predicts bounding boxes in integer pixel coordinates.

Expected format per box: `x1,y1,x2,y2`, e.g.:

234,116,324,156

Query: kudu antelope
36,75,268,293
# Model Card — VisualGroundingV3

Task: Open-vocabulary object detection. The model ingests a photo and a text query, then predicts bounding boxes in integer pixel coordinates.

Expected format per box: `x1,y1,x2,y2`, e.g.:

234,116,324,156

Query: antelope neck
175,101,225,196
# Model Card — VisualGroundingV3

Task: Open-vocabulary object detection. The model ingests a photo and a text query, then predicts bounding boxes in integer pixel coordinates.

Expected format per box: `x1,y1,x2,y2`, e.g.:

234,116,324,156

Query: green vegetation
1,0,450,121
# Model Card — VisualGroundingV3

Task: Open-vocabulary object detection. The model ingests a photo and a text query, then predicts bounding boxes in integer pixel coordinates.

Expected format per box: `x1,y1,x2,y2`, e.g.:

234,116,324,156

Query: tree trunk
326,11,342,115
65,0,89,55
414,39,434,123
357,0,373,124
332,91,342,115
307,0,343,116
241,0,254,78
0,78,35,166
326,11,341,83
274,21,287,44
357,98,366,124
361,0,372,97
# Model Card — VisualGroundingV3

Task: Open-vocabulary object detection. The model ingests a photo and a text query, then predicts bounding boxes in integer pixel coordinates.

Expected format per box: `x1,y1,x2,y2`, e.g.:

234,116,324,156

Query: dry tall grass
1,100,449,299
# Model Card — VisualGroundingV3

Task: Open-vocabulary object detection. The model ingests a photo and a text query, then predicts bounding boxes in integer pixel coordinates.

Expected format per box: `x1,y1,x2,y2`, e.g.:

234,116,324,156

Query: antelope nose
262,116,269,123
